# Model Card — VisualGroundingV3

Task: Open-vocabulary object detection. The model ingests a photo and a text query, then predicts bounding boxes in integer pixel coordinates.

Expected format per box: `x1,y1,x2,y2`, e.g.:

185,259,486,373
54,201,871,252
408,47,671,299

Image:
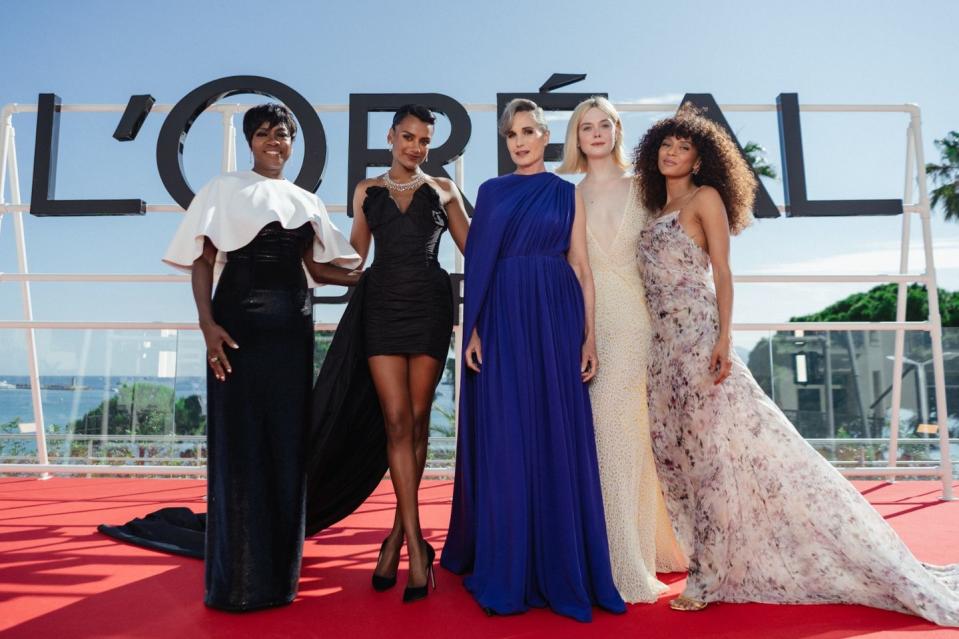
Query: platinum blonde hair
498,98,549,137
556,96,628,174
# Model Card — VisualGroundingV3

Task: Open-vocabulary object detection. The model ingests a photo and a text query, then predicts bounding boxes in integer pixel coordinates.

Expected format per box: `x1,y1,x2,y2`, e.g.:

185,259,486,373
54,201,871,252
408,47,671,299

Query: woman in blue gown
441,98,626,622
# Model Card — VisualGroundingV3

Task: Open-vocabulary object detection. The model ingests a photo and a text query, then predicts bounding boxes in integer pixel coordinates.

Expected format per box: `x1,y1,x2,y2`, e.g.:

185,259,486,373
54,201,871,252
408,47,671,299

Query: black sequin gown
205,221,314,611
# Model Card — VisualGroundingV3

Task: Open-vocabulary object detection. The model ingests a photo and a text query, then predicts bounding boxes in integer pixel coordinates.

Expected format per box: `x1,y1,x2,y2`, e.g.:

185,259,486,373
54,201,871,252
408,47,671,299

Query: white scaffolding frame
0,101,953,498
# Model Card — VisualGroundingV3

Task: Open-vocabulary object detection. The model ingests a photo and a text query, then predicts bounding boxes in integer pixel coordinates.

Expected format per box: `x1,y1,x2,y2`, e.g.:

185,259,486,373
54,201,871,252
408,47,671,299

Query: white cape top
162,170,360,287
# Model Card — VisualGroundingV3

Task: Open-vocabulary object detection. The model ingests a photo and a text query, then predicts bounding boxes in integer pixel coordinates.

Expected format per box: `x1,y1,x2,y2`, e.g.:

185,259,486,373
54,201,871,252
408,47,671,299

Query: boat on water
0,381,16,390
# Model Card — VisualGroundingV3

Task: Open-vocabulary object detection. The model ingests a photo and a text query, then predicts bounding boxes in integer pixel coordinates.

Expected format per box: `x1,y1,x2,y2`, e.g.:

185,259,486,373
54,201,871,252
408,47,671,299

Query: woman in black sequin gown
187,104,360,611
338,105,468,602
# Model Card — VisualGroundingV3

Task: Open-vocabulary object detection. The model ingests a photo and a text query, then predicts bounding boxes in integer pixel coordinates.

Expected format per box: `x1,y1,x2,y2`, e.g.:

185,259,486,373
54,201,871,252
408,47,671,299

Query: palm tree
743,141,778,179
926,131,959,221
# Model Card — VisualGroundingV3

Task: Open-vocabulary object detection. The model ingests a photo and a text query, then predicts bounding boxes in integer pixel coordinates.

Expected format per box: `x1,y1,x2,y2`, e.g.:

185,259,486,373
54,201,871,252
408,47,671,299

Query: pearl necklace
382,171,426,192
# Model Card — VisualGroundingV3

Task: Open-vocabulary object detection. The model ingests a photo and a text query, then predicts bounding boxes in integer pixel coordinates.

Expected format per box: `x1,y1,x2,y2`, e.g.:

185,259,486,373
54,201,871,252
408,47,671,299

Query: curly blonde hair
633,109,756,235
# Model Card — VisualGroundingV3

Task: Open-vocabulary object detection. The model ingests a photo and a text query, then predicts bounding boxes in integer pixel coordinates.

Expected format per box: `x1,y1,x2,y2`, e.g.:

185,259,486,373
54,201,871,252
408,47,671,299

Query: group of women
152,97,959,625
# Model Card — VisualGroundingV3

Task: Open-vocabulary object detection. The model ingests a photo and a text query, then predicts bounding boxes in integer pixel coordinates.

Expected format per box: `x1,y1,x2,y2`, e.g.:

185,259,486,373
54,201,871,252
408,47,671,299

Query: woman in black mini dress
345,104,467,602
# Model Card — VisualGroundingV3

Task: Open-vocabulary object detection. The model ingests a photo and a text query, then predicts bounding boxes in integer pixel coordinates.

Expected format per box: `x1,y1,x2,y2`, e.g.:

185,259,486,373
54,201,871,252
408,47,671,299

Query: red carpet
1,478,958,638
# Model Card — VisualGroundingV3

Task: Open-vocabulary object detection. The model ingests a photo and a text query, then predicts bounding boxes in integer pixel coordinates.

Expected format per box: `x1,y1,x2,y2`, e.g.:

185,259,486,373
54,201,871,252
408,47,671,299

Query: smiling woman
156,102,362,611
556,97,688,604
315,104,469,603
245,103,297,178
498,98,550,173
635,110,959,624
442,98,626,622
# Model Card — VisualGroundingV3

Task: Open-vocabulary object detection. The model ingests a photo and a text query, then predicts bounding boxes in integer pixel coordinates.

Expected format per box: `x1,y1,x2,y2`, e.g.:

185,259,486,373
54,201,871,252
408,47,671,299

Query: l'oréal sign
27,74,902,219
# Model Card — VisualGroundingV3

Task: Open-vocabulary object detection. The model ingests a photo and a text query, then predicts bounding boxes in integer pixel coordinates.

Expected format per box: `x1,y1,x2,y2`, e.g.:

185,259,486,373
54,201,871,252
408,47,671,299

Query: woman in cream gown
558,97,686,603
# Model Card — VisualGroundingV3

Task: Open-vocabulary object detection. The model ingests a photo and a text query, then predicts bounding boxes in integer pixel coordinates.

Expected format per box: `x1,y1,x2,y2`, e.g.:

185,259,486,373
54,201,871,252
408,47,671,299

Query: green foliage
312,333,334,381
746,337,772,394
743,141,778,180
431,403,456,439
69,382,205,436
1,418,18,432
789,283,959,328
927,131,959,222
0,418,35,459
174,395,206,435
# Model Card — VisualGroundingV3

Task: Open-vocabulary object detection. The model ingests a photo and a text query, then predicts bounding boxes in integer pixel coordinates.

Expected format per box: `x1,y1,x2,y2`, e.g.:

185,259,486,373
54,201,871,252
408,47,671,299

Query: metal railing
2,433,950,480
0,100,952,498
0,433,458,478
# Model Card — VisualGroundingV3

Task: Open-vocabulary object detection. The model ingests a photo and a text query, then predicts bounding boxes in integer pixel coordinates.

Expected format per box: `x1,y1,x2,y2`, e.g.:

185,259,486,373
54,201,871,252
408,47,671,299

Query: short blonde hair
498,98,549,137
556,96,628,174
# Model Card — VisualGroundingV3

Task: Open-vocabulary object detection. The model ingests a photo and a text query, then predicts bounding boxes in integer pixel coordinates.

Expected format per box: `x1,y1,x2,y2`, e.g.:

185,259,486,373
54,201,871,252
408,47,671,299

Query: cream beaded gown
585,180,687,603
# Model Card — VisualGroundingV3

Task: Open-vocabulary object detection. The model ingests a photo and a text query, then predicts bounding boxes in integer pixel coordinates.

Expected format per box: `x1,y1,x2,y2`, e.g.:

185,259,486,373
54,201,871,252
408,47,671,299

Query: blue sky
1,0,958,374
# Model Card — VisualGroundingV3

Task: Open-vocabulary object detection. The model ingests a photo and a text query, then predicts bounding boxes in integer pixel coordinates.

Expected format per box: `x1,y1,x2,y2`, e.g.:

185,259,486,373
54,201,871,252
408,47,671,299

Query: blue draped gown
441,172,626,622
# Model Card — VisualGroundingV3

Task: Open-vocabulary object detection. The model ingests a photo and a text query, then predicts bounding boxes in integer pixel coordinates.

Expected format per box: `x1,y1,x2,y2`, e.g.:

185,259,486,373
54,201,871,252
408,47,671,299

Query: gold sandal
669,594,709,611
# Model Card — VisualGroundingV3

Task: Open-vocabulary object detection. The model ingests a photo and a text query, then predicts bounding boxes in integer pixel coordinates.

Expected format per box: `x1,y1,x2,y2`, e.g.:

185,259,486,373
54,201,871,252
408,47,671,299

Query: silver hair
498,98,549,137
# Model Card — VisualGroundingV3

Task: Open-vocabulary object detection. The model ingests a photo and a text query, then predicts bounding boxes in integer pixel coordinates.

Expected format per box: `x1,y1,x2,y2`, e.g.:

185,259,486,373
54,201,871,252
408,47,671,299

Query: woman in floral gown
634,109,959,625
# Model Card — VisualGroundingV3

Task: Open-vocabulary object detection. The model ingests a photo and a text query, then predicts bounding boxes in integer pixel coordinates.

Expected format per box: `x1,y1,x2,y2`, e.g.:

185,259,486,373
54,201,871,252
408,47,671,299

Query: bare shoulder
353,177,382,198
692,186,725,216
693,185,722,203
425,175,459,205
689,187,729,236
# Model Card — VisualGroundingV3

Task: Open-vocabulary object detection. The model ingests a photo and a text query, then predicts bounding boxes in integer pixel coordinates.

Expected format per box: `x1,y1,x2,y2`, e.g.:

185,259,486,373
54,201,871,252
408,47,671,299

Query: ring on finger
209,356,219,363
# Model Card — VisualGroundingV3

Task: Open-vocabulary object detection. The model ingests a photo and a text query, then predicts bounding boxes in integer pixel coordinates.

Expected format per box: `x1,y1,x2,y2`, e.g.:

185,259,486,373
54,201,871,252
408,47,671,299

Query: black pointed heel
372,538,399,591
402,541,436,603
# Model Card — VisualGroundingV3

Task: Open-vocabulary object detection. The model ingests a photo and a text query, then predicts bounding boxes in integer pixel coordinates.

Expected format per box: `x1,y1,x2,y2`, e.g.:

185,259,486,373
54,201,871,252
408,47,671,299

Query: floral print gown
637,210,959,626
